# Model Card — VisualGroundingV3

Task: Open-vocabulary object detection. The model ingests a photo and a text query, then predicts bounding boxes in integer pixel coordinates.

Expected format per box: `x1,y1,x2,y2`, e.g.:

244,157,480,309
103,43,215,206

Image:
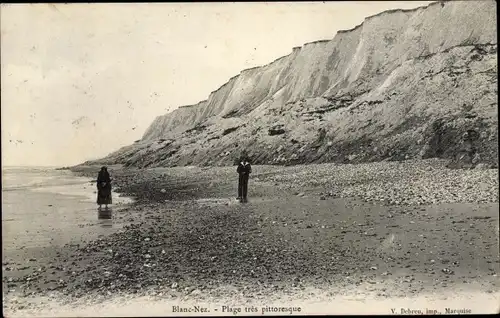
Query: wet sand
3,190,123,250
2,160,499,316
2,168,134,312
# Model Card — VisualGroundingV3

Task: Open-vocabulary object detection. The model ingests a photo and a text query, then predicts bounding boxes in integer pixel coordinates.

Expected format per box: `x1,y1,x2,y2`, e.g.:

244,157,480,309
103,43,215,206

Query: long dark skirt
97,185,112,205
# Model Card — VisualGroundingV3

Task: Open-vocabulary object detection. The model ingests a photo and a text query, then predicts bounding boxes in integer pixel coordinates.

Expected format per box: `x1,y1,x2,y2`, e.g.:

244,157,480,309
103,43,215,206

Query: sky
1,1,433,167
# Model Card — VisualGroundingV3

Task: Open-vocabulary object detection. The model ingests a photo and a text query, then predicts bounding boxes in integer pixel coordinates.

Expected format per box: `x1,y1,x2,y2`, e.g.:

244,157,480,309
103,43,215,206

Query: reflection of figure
97,167,112,211
97,211,113,228
98,208,112,219
237,155,252,203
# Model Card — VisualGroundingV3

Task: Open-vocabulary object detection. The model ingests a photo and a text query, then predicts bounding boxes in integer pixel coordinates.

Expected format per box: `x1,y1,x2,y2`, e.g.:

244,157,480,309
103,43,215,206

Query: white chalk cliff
87,1,498,168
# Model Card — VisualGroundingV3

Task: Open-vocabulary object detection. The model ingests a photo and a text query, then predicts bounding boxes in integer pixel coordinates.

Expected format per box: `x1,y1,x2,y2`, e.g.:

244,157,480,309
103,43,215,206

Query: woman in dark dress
97,166,112,210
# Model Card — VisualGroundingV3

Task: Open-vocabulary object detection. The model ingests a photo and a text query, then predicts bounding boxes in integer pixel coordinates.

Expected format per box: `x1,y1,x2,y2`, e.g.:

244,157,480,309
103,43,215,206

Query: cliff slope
88,1,498,168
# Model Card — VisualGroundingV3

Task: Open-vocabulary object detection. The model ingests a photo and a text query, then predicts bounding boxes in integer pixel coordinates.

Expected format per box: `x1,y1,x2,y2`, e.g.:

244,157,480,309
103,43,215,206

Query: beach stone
475,163,489,170
12,158,493,306
190,289,202,295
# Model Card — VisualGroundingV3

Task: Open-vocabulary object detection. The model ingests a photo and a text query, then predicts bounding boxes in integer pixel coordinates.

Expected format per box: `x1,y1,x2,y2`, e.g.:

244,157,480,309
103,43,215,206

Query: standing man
237,155,252,203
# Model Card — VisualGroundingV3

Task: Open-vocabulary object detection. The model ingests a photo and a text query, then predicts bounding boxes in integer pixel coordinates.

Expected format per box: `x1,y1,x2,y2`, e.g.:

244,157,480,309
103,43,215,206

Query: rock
160,189,167,193
475,163,490,170
268,127,285,136
190,289,202,295
320,196,326,200
472,216,491,220
171,282,178,289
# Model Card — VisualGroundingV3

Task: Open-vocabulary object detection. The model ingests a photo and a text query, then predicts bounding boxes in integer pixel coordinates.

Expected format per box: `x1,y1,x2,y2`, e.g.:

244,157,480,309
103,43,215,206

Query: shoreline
2,169,135,250
3,159,499,316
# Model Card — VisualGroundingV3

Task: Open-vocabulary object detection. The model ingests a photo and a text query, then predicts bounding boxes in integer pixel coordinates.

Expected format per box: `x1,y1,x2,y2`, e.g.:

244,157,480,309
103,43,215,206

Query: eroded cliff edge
86,1,498,168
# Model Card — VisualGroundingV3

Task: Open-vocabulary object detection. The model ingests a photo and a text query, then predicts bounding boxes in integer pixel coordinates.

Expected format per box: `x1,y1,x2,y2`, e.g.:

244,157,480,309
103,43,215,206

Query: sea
1,166,133,252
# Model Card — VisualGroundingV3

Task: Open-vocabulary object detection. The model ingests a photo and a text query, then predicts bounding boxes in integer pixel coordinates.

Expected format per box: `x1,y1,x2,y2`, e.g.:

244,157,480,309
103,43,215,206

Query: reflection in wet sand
98,208,113,228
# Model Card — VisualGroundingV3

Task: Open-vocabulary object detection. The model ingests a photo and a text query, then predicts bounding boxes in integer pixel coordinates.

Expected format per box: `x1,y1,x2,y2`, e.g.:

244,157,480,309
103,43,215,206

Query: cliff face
90,1,498,168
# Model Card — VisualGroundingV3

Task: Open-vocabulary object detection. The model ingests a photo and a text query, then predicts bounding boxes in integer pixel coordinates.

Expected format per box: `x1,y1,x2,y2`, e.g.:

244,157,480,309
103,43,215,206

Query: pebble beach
2,159,499,316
